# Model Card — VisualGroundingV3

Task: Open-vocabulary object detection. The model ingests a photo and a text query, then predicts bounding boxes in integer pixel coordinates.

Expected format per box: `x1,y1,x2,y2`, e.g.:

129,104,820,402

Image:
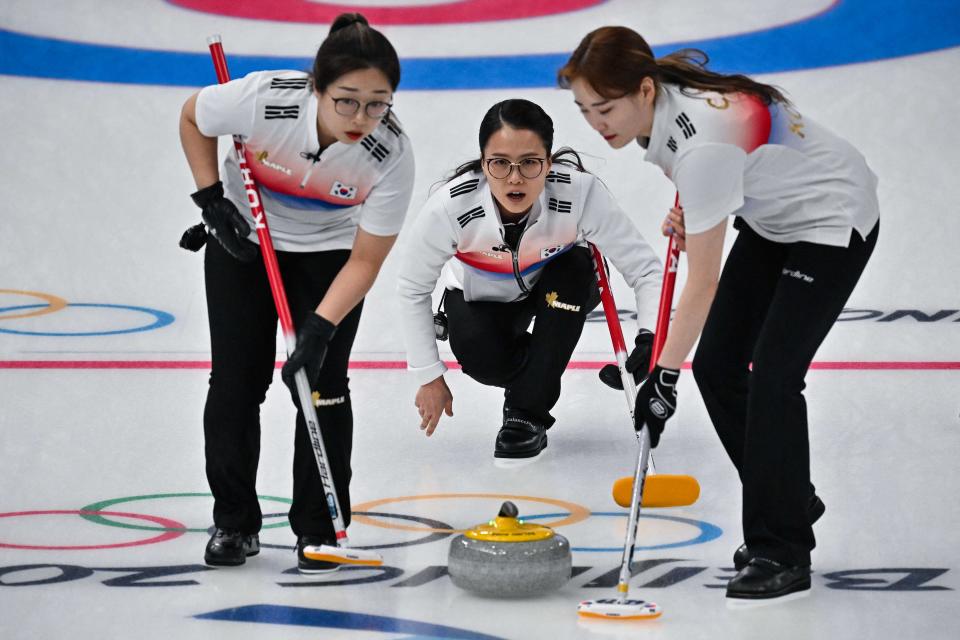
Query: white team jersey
643,84,879,247
397,168,663,386
195,70,415,252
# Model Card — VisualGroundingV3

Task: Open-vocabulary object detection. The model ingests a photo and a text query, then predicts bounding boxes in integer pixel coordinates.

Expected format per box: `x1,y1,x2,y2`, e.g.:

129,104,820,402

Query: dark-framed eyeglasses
331,96,393,119
485,157,546,180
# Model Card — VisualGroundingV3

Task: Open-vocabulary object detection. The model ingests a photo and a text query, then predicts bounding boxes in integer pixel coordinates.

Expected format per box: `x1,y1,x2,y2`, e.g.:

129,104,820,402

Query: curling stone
448,501,571,596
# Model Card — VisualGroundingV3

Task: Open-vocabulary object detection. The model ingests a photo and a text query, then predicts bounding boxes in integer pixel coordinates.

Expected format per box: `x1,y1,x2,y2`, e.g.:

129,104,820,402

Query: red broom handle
650,193,681,372
207,36,296,343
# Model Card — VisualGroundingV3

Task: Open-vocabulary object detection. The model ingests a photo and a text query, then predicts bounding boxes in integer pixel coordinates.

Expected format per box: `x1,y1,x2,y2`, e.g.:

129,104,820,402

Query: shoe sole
726,586,811,609
204,548,259,567
726,577,812,603
493,438,547,464
493,445,547,468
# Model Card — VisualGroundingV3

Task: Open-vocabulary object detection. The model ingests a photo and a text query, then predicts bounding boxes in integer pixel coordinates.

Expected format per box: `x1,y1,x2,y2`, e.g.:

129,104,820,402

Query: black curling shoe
726,557,811,601
733,495,826,570
494,416,548,460
204,528,260,566
297,536,342,574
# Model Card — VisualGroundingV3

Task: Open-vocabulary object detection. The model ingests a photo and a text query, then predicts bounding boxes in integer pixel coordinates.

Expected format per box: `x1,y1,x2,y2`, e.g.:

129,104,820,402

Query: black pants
692,220,878,566
203,239,362,541
445,246,600,427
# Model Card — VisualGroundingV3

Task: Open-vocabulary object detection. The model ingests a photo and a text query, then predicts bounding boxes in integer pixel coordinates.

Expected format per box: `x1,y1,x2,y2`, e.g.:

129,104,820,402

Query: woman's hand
415,376,454,436
661,206,686,251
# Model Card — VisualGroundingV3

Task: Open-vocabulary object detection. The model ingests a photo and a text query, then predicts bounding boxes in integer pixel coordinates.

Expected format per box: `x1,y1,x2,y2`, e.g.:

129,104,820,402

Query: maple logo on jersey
541,244,565,259
330,181,358,199
255,151,293,176
545,291,581,312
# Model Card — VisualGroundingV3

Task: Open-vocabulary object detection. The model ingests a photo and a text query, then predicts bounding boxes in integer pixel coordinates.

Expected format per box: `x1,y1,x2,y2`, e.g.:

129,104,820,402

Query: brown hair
558,26,788,105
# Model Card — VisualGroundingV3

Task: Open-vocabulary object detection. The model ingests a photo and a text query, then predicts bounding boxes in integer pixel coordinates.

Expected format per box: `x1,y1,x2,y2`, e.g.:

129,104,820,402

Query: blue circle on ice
523,511,723,552
0,303,174,336
1,0,958,89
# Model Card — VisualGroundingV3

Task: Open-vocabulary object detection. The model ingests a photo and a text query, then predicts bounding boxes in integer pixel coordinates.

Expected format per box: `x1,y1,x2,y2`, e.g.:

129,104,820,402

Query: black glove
191,181,258,263
179,222,208,252
281,313,338,405
634,365,680,448
599,329,654,390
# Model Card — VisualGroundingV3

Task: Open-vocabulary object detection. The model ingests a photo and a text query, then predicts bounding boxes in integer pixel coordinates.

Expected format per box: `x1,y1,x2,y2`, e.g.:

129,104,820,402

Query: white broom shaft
617,427,652,600
609,193,681,602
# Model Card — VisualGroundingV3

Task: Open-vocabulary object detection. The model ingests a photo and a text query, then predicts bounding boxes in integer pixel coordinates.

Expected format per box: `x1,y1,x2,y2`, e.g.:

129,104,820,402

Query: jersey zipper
506,219,537,296
299,150,322,189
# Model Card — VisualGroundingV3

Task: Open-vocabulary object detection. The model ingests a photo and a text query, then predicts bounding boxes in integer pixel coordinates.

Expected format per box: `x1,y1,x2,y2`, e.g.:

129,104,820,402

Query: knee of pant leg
455,343,522,387
691,347,721,390
691,352,712,393
208,367,272,406
692,347,746,396
748,359,806,396
460,358,518,387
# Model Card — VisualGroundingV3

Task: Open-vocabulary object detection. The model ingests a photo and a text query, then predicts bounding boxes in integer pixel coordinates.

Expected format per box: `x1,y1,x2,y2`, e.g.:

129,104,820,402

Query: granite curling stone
448,501,572,596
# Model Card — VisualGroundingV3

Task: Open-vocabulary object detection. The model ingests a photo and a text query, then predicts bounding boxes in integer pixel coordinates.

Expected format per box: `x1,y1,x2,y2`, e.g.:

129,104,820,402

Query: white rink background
1,1,959,639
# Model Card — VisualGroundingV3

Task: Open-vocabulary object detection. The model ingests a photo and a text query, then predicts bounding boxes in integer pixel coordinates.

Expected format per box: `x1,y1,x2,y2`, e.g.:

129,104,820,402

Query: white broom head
302,543,383,566
577,598,662,620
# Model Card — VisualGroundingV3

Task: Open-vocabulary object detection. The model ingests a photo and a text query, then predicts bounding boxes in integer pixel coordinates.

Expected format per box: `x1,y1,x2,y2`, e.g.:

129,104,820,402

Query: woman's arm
179,92,220,189
655,217,726,369
315,228,397,323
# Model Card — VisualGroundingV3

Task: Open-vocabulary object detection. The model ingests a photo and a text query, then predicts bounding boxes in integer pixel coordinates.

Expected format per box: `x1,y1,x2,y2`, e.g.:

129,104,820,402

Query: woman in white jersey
560,27,879,602
178,13,414,573
397,99,661,463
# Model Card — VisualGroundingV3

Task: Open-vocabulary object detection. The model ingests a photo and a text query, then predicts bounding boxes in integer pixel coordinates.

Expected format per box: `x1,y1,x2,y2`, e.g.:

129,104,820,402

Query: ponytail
311,12,400,93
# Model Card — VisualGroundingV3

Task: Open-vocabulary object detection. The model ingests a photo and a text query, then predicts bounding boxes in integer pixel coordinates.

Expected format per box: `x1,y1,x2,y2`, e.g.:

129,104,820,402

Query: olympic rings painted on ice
0,510,186,550
259,511,456,552
80,494,457,551
523,511,723,551
351,493,591,534
79,493,293,533
0,290,68,320
0,302,174,336
167,0,604,25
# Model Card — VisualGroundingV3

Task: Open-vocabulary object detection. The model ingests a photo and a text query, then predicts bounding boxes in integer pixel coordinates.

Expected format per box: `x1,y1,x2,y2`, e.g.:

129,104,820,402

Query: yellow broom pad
612,474,700,508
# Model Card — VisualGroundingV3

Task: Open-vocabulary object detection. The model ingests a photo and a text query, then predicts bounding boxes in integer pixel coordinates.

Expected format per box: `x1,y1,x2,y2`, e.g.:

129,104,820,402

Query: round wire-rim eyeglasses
485,157,546,179
331,96,393,119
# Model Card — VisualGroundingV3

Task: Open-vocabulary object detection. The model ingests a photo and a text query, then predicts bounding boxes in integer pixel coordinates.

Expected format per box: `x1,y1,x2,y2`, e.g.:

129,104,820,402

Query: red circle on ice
167,0,605,25
0,510,187,550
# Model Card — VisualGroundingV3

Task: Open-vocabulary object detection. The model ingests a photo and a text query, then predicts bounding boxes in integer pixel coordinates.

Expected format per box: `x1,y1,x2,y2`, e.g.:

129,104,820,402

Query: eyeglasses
485,157,546,180
330,96,393,119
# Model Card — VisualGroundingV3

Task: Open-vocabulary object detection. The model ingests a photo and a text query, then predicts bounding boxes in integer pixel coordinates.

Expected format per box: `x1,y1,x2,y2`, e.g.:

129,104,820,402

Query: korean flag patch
540,244,565,259
330,181,358,200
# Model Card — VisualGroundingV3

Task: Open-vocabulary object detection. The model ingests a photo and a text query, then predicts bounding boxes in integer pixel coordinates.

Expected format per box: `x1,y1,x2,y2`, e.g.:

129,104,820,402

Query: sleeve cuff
408,360,449,387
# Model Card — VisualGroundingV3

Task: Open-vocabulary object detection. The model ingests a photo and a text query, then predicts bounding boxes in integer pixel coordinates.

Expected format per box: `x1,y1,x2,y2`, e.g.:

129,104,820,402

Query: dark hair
558,26,788,105
312,13,400,93
447,99,587,182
